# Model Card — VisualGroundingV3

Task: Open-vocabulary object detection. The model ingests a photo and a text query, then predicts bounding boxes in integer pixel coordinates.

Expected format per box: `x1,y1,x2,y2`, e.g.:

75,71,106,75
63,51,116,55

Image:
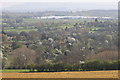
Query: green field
3,28,38,33
3,18,105,33
23,19,95,23
1,69,30,73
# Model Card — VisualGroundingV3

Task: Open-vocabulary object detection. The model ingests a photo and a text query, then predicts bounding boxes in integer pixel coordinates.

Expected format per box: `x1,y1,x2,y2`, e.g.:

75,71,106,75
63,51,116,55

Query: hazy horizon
2,2,118,12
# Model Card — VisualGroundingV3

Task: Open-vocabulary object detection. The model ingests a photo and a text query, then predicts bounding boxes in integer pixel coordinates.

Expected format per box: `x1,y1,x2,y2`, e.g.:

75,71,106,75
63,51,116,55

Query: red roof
59,42,65,44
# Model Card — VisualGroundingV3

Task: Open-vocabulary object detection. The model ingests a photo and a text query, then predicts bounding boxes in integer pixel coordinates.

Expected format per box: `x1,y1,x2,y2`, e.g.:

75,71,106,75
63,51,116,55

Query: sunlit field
2,70,118,78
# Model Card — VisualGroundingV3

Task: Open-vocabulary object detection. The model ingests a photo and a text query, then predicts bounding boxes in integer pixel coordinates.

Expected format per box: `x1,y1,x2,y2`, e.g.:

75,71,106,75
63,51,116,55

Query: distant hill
2,2,117,18
3,2,117,12
80,10,118,18
31,10,118,18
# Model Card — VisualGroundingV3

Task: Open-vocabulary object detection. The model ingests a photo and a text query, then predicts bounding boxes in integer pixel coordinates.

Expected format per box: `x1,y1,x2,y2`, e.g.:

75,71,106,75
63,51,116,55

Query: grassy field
23,18,112,23
23,19,91,23
1,69,30,73
3,28,37,33
1,70,119,78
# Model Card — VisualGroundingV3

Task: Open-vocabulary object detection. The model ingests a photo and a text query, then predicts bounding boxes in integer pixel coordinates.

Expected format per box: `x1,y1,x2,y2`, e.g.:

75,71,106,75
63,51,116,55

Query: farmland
1,10,119,77
2,70,118,78
3,28,37,33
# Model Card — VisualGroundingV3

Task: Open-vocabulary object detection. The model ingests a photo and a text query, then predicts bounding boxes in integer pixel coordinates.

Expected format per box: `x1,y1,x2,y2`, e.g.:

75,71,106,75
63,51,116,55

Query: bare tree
11,47,36,68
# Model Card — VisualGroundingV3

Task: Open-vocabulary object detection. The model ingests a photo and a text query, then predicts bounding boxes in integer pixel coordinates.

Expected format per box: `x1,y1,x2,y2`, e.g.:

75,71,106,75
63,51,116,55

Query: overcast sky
1,0,118,2
0,0,118,12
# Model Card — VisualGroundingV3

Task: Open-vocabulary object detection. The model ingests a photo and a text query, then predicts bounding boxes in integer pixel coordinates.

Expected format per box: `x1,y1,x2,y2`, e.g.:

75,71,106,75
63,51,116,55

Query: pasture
3,27,38,33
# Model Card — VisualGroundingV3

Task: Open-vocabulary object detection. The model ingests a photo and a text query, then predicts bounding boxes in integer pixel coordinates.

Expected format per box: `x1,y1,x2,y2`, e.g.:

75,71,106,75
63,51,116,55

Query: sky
0,0,119,12
1,0,119,2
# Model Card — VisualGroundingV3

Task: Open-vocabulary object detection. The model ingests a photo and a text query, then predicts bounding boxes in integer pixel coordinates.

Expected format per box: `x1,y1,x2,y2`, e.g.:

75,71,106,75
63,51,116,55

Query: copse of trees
26,60,119,72
8,60,119,72
83,60,119,71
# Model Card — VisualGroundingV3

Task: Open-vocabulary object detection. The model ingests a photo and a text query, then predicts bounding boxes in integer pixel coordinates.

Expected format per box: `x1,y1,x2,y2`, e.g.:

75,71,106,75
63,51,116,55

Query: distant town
34,16,117,20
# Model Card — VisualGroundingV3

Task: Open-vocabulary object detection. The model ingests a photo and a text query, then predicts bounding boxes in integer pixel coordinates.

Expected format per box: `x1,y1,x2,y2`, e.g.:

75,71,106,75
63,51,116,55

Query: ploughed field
2,70,118,78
